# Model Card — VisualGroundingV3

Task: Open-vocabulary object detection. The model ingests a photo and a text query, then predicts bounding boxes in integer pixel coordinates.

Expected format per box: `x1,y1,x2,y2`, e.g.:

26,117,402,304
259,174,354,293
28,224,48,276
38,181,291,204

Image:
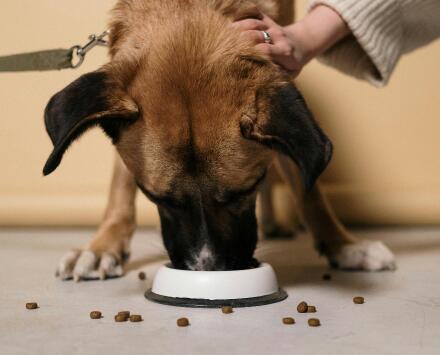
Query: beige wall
1,0,440,227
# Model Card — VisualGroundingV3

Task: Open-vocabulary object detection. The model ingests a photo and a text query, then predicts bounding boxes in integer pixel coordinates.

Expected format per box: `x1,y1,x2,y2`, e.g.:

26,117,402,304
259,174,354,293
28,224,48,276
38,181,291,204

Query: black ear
43,70,139,176
240,82,333,191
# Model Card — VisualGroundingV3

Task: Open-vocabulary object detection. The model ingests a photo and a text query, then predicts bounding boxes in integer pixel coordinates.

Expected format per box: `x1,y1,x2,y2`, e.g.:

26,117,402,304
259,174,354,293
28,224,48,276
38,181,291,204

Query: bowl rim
161,262,271,274
145,288,288,308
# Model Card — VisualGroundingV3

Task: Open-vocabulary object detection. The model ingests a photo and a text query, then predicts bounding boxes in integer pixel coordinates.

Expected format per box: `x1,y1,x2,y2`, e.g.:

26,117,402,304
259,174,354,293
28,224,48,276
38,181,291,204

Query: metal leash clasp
71,30,110,69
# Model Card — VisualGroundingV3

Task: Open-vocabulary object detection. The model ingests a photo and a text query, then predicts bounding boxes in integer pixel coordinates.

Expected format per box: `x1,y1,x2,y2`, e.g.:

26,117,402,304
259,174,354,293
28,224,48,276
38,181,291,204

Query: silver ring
262,30,272,44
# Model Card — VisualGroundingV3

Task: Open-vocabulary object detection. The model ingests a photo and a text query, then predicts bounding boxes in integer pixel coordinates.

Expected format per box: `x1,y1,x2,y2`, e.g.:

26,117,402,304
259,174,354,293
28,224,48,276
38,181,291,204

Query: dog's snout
157,194,259,271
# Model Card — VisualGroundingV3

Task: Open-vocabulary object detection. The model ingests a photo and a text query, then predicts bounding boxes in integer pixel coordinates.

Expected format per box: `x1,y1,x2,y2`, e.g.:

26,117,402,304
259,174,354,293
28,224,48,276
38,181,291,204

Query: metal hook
70,30,110,69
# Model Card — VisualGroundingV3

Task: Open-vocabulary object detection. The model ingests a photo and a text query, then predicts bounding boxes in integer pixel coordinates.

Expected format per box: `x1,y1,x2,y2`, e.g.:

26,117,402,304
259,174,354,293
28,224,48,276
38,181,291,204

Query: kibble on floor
115,314,129,322
129,315,143,322
282,317,295,325
25,302,38,310
353,296,365,304
308,318,321,327
90,311,102,319
118,311,130,318
221,306,233,314
297,301,308,313
307,305,317,313
177,318,190,327
138,272,146,280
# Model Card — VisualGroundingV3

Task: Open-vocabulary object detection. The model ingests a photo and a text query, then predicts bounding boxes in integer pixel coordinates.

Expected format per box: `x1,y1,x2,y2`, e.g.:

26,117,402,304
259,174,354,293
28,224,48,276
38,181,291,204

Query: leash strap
0,48,74,72
0,30,109,72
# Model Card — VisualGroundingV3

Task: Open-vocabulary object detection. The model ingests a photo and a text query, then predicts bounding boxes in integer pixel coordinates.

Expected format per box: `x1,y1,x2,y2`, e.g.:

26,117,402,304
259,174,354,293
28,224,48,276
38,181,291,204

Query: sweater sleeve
307,0,440,87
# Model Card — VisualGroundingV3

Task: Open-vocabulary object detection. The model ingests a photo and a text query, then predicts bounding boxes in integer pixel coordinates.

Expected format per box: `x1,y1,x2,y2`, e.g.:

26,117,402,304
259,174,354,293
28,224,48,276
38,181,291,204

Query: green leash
0,30,109,72
0,49,74,72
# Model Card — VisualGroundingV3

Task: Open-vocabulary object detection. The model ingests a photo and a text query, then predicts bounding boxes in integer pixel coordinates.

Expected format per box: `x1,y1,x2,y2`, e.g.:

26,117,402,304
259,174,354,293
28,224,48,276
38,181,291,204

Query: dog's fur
45,0,395,280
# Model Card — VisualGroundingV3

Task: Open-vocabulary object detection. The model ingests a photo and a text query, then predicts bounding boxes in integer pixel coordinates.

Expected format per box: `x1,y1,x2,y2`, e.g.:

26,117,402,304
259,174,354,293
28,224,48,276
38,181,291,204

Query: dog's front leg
56,153,137,281
303,184,396,271
275,154,396,271
258,170,296,239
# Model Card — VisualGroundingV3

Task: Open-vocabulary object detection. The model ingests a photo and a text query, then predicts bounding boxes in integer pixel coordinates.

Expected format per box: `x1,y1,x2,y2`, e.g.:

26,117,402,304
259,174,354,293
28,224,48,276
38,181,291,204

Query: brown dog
44,0,395,280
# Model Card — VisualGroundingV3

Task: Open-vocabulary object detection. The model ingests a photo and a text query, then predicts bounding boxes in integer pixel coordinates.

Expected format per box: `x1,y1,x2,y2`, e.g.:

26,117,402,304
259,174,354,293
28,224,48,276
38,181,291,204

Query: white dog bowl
145,263,287,308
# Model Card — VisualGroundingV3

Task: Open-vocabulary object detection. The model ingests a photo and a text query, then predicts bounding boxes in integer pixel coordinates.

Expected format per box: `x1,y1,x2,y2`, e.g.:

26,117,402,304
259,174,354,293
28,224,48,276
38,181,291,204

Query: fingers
232,15,303,76
256,43,300,73
256,43,293,59
232,18,271,46
256,41,293,58
231,18,269,31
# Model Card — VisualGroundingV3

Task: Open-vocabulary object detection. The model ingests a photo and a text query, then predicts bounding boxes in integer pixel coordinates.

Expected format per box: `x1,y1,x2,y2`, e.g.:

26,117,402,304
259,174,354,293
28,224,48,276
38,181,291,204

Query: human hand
232,6,350,77
232,14,309,77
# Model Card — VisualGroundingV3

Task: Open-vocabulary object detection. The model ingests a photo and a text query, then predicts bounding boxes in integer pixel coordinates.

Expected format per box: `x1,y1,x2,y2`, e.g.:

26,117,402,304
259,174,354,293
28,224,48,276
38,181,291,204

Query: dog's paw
56,249,124,281
330,240,396,271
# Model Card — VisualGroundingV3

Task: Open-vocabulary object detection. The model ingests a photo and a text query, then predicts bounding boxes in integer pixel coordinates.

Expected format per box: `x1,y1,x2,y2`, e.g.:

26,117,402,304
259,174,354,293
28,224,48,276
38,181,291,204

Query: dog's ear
240,82,333,191
43,70,139,176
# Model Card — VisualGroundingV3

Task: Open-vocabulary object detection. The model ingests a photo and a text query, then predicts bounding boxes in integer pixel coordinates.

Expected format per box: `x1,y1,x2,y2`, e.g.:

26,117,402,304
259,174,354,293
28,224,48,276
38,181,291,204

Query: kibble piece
138,272,146,280
307,305,317,313
282,317,295,325
221,306,233,314
90,311,102,319
322,273,332,281
26,302,39,310
177,318,190,327
129,315,143,322
308,318,321,327
297,301,308,313
115,314,129,322
117,311,130,318
353,296,365,304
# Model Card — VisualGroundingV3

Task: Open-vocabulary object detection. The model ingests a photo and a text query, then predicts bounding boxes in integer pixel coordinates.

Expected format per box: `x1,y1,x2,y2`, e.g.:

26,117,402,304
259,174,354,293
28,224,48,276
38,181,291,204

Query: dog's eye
217,172,267,205
137,183,184,209
153,195,184,209
220,188,257,205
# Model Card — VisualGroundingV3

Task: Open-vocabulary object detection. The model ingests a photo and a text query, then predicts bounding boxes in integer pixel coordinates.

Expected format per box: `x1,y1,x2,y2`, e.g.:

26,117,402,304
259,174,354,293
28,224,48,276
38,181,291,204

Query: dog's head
43,4,332,270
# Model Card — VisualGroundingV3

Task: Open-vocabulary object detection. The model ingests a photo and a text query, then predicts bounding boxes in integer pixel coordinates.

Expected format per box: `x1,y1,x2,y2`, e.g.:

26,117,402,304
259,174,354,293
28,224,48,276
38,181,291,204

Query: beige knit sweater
308,0,440,86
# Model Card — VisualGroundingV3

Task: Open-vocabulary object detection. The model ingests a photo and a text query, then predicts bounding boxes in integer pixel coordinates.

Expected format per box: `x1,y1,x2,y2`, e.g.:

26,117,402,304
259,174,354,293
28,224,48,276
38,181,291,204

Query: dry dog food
308,318,321,327
282,317,295,325
90,311,102,319
177,318,190,327
129,315,143,322
297,301,308,313
118,311,130,318
115,314,129,322
307,306,317,313
138,272,146,280
221,306,233,314
322,273,332,281
353,296,365,304
26,302,38,310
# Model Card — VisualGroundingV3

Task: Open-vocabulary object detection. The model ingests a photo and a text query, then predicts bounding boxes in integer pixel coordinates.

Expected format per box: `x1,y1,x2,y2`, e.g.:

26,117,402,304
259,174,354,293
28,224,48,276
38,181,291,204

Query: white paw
331,240,396,271
56,249,124,281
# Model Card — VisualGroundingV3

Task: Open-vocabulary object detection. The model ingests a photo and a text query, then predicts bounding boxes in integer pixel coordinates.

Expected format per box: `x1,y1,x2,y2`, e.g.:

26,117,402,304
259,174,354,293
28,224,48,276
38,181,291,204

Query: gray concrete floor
1,227,440,355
